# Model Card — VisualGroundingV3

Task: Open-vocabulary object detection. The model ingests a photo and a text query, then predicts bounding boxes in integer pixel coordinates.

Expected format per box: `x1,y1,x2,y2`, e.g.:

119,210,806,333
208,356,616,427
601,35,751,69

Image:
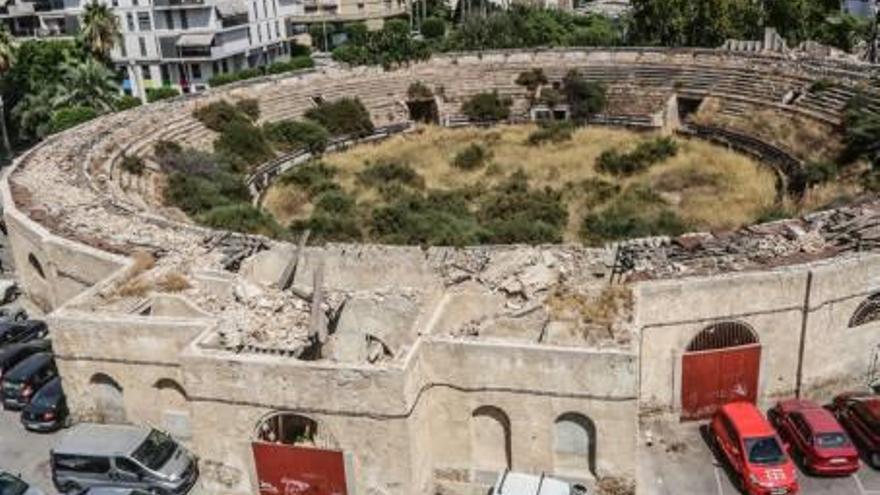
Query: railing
246,122,413,202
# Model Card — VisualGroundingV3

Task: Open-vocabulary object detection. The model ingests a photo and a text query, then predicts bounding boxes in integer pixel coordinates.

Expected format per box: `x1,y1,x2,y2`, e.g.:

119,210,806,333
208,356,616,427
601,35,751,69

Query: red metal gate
252,442,348,495
681,344,761,420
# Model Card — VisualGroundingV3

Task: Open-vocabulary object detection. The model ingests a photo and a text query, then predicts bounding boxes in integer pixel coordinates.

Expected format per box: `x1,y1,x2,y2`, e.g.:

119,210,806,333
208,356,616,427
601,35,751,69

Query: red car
711,402,799,495
831,392,880,468
768,399,859,475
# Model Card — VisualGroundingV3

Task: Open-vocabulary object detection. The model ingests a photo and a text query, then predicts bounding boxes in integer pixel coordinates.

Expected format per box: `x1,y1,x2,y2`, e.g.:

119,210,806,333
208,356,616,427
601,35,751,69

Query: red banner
252,443,348,495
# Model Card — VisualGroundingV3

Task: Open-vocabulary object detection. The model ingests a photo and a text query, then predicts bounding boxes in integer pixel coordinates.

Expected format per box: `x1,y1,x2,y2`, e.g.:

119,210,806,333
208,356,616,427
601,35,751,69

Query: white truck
491,470,588,495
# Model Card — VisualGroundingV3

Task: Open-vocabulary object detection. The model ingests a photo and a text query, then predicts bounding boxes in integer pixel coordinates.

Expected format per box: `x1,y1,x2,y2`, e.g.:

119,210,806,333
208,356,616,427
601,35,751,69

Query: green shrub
582,205,687,243
279,161,339,197
235,99,261,121
755,205,796,223
116,95,142,111
357,160,425,189
370,190,486,246
461,91,512,121
154,140,182,161
420,17,446,39
803,160,839,187
193,100,253,132
290,42,311,57
563,70,607,119
49,106,99,133
263,120,330,153
808,79,835,94
265,56,315,75
565,178,621,208
477,171,567,244
407,81,433,101
304,97,374,136
164,171,250,215
515,68,548,92
527,122,574,146
452,143,492,170
213,121,274,168
291,189,362,242
596,137,679,176
198,203,284,237
208,67,263,87
145,86,180,103
120,154,146,175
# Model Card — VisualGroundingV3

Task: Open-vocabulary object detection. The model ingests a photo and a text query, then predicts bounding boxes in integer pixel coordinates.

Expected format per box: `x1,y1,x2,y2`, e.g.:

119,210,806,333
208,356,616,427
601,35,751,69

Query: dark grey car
51,424,198,495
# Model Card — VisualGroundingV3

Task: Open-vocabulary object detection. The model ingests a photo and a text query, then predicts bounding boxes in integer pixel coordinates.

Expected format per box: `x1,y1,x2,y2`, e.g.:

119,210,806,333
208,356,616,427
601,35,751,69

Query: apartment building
0,0,409,99
841,0,879,17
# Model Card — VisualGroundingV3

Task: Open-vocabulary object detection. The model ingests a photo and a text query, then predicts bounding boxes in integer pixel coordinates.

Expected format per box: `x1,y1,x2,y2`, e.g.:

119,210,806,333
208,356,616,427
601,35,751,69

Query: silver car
51,424,198,495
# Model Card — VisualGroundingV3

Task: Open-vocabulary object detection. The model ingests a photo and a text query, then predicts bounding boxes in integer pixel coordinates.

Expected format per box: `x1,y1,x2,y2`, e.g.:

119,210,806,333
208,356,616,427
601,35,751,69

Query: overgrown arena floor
263,125,777,245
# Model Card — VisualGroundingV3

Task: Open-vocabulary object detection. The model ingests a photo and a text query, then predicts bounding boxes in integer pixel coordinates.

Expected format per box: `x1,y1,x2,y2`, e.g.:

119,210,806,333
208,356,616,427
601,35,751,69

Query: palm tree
80,1,121,61
0,28,15,157
53,58,119,112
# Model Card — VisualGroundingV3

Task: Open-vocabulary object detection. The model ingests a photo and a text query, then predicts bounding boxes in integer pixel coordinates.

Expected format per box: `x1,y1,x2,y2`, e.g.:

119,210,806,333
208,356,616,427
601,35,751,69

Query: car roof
800,407,843,434
850,394,880,417
721,402,775,437
4,352,52,381
54,424,151,458
31,376,61,398
0,340,50,361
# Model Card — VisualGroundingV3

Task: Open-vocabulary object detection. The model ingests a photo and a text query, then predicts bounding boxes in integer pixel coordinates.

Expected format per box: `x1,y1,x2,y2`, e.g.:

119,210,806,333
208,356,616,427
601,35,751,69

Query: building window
138,37,147,57
112,0,118,6
160,64,171,84
132,0,138,5
138,12,151,31
272,0,276,17
126,12,135,31
190,64,201,79
221,59,228,73
141,65,151,80
252,1,257,17
164,10,172,29
180,11,188,29
262,0,267,18
120,39,127,57
212,61,219,75
357,2,364,9
247,29,252,45
257,24,262,43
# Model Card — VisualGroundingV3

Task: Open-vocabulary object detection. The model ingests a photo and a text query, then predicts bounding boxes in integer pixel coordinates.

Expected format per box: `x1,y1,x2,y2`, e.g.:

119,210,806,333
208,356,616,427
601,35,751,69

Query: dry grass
263,124,777,240
112,250,156,298
547,284,634,342
692,98,842,162
156,271,192,292
116,276,152,298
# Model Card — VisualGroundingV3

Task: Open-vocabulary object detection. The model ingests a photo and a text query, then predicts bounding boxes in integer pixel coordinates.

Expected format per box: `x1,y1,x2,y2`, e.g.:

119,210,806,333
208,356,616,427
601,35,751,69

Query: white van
491,470,588,495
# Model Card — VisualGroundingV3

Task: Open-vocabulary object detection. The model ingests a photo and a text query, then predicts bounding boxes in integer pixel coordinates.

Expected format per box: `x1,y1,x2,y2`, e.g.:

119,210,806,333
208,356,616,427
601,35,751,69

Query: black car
0,340,51,380
21,376,68,432
0,471,43,495
0,320,48,347
1,352,56,410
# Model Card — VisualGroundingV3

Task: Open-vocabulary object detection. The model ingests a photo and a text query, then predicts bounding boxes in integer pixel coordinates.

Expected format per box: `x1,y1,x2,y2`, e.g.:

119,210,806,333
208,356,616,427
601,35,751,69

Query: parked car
79,488,152,495
51,424,199,495
768,399,859,475
0,340,50,381
0,304,27,324
711,401,799,495
0,320,48,347
0,471,44,495
831,391,880,467
21,376,69,432
1,352,57,410
491,470,587,495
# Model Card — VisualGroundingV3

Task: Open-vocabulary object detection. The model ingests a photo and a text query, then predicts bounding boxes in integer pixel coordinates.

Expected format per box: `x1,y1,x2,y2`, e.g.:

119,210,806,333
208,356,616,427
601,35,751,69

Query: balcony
152,0,206,8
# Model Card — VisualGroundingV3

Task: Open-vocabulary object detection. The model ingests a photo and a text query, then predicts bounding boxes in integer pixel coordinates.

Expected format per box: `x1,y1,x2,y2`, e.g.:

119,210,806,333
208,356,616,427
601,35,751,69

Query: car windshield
29,383,57,409
132,430,177,471
0,473,28,495
744,436,786,465
815,432,849,448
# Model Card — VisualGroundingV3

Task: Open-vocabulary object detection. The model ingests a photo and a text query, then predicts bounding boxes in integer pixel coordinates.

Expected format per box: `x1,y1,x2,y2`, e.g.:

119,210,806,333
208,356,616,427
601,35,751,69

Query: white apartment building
0,0,409,99
841,0,879,17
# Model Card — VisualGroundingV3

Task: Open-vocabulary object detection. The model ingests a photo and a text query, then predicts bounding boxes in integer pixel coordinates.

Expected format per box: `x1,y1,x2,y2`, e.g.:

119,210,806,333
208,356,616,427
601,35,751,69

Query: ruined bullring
3,48,880,495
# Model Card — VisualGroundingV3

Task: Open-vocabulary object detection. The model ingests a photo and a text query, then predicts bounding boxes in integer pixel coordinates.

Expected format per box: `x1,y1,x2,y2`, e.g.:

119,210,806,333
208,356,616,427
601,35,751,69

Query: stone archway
89,373,126,424
470,405,512,474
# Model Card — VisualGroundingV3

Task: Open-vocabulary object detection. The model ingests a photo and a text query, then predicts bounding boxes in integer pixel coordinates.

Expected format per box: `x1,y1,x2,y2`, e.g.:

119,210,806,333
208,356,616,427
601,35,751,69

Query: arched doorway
553,412,596,478
681,321,761,420
470,405,512,474
89,373,126,424
251,413,347,495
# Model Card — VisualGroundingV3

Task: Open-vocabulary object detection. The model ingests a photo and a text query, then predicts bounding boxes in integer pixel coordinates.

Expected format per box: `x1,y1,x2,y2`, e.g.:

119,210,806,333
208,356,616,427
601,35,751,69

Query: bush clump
527,122,574,146
120,154,146,175
197,203,284,238
563,70,607,120
420,17,446,39
461,91,512,122
304,97,374,137
115,95,142,111
164,170,250,215
452,143,492,170
49,106,98,133
213,121,274,169
407,81,434,101
581,186,688,243
279,161,339,197
370,190,486,246
803,160,839,188
357,160,425,190
146,86,180,103
263,120,330,153
477,171,567,244
235,99,260,121
596,137,679,176
193,100,254,132
515,68,548,92
290,189,363,242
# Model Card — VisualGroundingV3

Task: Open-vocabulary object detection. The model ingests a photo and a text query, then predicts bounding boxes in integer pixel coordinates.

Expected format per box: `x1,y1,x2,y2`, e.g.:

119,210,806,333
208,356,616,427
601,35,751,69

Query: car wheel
61,482,81,494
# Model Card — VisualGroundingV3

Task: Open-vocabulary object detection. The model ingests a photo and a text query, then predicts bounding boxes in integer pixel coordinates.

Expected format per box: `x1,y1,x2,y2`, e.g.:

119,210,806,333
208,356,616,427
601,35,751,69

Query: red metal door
681,344,761,420
252,442,348,495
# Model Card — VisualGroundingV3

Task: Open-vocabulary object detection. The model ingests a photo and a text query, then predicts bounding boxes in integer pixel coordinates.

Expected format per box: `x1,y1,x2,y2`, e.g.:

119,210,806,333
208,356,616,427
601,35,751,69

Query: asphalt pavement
0,409,59,493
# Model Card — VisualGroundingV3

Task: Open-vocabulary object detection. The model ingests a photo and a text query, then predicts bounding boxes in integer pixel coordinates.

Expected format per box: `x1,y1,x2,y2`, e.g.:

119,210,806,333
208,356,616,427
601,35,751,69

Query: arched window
849,294,880,328
28,253,45,279
89,373,126,424
686,321,758,352
554,412,596,477
255,413,339,450
470,405,511,472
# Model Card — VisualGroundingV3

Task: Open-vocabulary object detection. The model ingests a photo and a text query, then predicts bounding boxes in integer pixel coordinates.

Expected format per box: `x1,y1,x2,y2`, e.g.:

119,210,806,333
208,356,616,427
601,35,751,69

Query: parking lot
639,419,880,495
0,409,58,493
